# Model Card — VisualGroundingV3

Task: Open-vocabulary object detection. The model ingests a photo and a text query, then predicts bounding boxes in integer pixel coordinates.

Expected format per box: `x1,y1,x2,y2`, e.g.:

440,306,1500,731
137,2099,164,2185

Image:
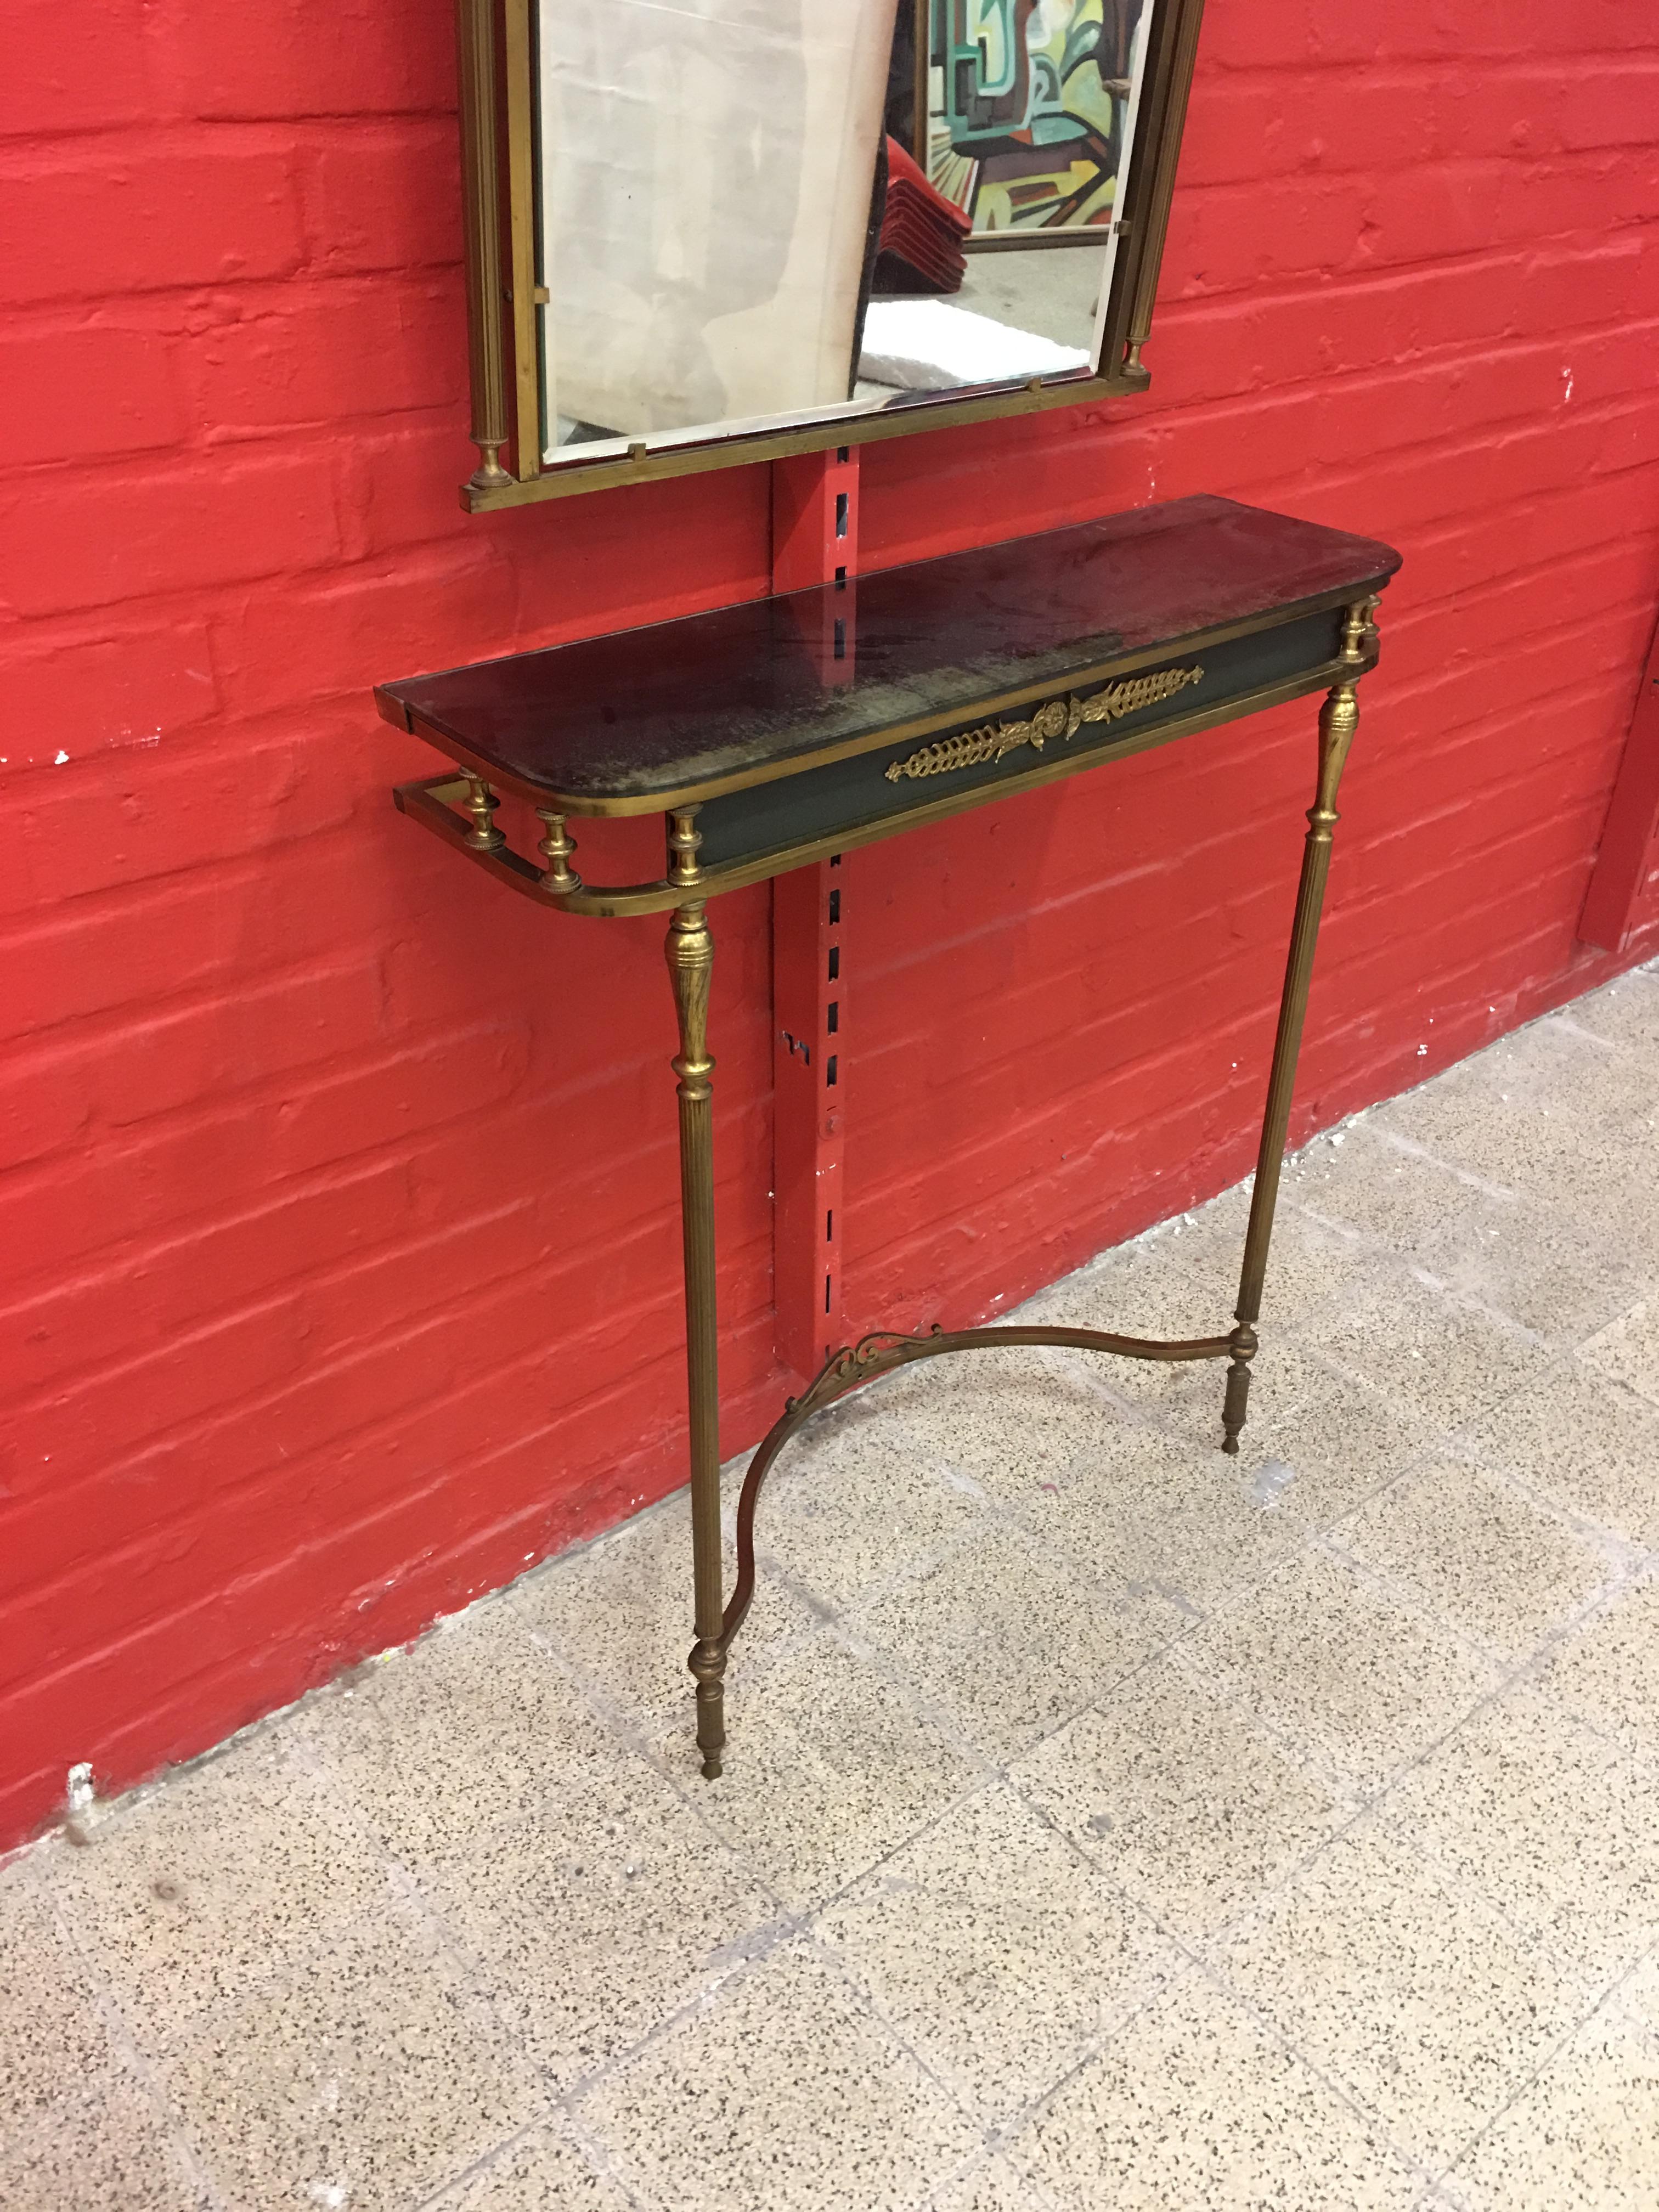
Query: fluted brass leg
1225,601,1375,1455
666,899,726,1778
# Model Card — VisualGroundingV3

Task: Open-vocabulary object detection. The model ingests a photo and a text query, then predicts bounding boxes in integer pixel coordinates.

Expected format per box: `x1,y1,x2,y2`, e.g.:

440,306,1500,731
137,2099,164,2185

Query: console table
377,493,1401,1779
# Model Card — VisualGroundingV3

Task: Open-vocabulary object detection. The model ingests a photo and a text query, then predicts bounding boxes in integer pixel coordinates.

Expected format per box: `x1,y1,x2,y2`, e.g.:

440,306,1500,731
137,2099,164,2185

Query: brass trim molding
391,642,1379,921
884,664,1203,783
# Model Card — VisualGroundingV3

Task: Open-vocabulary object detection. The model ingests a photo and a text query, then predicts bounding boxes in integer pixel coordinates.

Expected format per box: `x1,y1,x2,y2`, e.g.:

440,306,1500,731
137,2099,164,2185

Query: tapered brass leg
1224,602,1376,1454
665,899,726,1777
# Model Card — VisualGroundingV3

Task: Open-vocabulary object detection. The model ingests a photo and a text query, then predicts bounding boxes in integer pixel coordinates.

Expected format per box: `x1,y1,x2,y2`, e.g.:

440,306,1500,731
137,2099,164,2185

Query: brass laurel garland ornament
884,664,1204,783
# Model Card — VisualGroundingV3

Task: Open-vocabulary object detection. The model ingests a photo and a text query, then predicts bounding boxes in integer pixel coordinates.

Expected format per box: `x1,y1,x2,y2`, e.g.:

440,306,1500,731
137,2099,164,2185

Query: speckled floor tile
1286,1122,1658,1348
1554,1157,1659,1280
1280,1119,1476,1254
1023,1422,1308,1616
577,1940,980,2212
1032,1249,1232,1407
1160,1190,1397,1329
1579,1295,1659,1409
1540,1575,1659,1759
1383,1682,1659,1980
1014,1970,1422,2210
0,2063,214,2212
1304,1269,1538,1433
1456,1363,1659,1551
1208,1820,1584,2172
9,963,1659,2212
0,1867,125,2143
50,1728,396,2045
1419,1195,1653,1350
419,1751,781,2089
1162,1341,1442,1531
926,2148,1056,2212
850,1522,1177,1763
1558,968,1659,1053
665,1630,979,1912
754,1414,989,1612
1444,1973,1659,2209
153,1899,545,2212
306,1607,630,1867
875,1342,1132,1502
1012,1656,1350,1940
1328,1456,1612,1660
817,1783,1175,2123
1181,1550,1500,1796
511,1493,817,1728
424,2120,637,2210
1370,1017,1645,1194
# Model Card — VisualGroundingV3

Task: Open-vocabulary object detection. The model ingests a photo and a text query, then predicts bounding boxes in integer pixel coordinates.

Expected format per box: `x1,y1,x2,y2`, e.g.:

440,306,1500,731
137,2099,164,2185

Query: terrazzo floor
7,959,1659,2210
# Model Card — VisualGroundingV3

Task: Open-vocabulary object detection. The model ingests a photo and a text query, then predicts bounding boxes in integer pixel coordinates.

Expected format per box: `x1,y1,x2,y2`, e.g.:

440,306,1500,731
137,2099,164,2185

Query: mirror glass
537,1,1153,465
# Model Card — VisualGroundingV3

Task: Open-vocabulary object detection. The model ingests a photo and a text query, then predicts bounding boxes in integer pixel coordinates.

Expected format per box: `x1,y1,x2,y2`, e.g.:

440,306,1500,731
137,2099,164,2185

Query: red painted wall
2,2,1656,1849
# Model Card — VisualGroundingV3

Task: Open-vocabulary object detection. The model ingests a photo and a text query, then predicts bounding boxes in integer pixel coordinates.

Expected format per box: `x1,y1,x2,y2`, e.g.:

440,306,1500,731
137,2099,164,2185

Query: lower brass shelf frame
665,600,1380,1781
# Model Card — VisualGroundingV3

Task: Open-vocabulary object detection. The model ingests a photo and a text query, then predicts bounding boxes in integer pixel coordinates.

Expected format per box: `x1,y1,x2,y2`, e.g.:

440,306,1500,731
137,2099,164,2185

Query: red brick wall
2,1,1656,1848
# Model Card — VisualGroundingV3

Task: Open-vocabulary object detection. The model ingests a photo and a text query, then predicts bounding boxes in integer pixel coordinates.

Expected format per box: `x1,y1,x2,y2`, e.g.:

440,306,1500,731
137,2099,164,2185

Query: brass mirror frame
455,0,1205,512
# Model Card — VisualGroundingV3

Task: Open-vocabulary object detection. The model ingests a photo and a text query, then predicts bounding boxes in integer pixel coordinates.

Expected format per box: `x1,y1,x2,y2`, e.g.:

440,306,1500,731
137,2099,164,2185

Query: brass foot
1221,1326,1257,1456
689,1638,726,1780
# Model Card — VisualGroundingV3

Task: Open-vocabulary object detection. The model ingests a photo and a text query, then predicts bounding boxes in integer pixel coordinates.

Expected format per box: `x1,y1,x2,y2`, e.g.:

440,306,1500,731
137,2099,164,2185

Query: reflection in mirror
538,1,1151,464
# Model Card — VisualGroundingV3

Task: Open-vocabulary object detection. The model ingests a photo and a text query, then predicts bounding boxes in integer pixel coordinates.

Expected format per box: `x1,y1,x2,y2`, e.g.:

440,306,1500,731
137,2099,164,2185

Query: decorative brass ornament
884,664,1204,783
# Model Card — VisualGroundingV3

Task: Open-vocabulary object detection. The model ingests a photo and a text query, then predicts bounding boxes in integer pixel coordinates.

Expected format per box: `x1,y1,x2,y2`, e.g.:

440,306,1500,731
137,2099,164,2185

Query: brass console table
378,494,1401,1779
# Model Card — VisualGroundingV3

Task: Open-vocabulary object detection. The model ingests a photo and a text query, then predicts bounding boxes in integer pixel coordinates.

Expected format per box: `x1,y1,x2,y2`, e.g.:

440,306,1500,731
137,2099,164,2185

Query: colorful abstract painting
926,0,1148,235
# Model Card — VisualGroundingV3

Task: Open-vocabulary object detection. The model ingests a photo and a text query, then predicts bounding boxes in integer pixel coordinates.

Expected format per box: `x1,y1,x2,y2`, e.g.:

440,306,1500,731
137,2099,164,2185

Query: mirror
455,0,1204,507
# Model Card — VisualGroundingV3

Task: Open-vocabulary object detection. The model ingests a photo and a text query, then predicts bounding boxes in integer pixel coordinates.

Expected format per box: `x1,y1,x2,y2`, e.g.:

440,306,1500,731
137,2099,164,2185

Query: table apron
694,606,1346,875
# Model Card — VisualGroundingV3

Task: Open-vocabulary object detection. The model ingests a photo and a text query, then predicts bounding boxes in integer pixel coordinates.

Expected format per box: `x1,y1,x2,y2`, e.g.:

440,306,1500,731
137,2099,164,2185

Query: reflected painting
924,0,1148,236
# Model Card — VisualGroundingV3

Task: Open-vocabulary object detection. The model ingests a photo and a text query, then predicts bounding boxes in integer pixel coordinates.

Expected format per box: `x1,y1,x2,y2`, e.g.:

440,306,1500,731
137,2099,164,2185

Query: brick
152,0,453,121
0,619,218,765
2,714,359,914
183,279,463,433
295,122,461,276
214,542,518,710
0,323,184,466
1199,1,1654,70
0,144,304,304
4,1155,414,1397
334,415,487,560
0,1023,529,1288
0,448,341,617
0,957,386,1170
0,827,422,1039
0,2,161,138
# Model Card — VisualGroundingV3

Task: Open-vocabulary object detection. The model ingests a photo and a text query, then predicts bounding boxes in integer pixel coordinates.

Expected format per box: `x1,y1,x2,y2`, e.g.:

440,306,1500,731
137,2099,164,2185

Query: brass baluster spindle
535,809,580,893
462,774,505,851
